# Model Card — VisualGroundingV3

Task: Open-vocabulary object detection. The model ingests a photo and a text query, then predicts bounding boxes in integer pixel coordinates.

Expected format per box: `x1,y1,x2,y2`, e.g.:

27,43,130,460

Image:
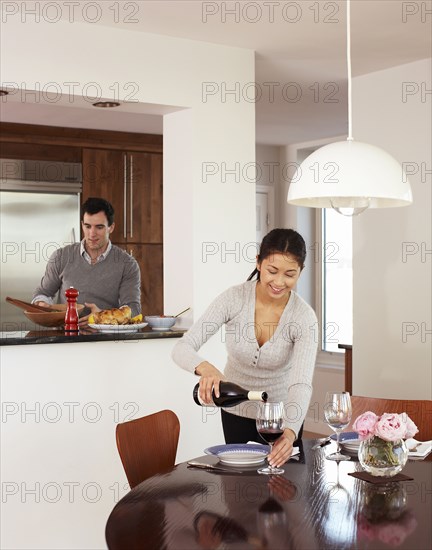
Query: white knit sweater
172,280,318,436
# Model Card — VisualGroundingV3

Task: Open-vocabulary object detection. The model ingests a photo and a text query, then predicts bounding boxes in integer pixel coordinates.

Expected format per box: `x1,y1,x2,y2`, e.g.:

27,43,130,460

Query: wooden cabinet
1,123,164,315
116,244,163,316
82,147,164,314
128,152,162,243
82,149,162,244
82,148,127,242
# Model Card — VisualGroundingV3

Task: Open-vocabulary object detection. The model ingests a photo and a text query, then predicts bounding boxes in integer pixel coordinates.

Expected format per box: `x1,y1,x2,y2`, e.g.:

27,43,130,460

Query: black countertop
0,326,186,346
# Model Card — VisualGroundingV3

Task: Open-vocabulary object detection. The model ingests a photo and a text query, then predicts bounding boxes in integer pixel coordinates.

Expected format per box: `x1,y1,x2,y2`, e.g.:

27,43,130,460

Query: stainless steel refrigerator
0,159,82,329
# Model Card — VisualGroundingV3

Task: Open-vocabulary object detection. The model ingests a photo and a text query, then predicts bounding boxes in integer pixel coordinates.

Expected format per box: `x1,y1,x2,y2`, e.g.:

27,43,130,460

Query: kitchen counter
1,329,224,550
0,326,186,346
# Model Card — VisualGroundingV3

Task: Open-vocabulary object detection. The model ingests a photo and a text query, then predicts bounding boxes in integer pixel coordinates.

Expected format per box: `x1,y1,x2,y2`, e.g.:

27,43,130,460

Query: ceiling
1,0,431,146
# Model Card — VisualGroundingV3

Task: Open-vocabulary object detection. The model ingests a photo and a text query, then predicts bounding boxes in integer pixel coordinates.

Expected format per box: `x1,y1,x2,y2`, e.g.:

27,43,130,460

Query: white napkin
406,438,432,459
289,447,300,460
247,441,300,460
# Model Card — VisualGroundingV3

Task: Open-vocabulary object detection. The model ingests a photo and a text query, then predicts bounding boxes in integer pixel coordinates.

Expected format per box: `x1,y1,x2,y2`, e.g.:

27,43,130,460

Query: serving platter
204,443,270,465
88,322,148,332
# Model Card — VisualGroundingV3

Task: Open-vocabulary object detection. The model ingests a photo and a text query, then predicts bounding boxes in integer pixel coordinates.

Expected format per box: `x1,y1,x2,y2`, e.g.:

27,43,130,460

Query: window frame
314,208,346,368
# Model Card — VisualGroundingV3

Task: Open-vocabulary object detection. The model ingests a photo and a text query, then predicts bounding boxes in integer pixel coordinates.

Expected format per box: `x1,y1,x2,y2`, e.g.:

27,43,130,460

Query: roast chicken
92,305,132,325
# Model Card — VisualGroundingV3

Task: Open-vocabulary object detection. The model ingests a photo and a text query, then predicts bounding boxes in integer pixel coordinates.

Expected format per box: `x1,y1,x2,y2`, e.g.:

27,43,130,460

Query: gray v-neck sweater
32,243,141,316
172,280,318,436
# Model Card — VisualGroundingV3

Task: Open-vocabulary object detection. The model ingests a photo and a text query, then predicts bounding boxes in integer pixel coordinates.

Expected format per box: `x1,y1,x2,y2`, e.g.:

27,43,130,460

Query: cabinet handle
123,153,127,239
129,249,133,257
130,154,134,239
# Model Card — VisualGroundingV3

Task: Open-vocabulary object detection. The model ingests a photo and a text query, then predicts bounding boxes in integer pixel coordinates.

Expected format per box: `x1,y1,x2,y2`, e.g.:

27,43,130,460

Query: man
33,197,141,325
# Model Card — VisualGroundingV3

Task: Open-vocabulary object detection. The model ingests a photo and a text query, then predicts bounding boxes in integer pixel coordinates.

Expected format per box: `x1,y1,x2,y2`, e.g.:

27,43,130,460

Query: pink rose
353,411,378,440
375,413,407,442
358,512,418,547
378,523,409,546
402,414,419,439
377,512,418,547
357,515,376,541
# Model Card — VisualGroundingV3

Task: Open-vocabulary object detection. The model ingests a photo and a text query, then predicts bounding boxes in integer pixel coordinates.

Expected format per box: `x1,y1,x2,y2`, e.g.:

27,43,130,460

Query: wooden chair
116,409,180,489
351,396,432,441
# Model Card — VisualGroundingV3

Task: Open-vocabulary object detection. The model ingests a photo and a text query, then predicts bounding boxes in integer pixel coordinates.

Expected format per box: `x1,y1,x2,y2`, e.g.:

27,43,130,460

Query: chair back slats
116,409,180,489
351,396,432,440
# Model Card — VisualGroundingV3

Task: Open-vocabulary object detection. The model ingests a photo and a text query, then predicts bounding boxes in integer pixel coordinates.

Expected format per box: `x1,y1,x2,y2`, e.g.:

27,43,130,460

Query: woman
172,228,318,467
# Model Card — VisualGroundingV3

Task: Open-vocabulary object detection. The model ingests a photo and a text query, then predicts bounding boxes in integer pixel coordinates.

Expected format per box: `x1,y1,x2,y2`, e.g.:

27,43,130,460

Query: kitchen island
0,326,224,549
0,325,186,346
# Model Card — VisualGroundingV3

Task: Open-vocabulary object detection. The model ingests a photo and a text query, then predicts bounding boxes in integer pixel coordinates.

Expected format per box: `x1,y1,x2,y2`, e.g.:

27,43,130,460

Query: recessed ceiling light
92,101,120,108
0,90,9,96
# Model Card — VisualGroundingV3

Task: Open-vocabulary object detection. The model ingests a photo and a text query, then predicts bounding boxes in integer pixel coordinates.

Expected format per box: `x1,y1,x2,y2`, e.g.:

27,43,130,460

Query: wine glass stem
335,431,341,454
268,443,274,471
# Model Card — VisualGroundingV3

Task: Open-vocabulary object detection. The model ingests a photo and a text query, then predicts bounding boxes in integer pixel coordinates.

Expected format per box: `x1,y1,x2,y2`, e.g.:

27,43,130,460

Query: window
320,209,353,353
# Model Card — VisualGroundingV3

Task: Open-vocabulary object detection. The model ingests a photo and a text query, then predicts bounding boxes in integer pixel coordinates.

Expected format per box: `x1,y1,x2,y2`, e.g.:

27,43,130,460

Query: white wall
352,59,431,398
1,15,256,550
256,145,280,188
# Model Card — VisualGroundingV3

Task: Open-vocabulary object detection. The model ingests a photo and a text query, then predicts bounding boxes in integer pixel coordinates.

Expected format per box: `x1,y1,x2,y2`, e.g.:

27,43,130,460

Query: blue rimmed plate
331,431,361,452
204,443,270,465
330,431,359,442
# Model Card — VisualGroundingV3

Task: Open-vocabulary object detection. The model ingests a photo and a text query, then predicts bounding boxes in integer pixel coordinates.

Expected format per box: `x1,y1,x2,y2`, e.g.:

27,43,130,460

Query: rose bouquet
357,483,418,547
353,412,418,475
358,509,418,547
353,412,418,443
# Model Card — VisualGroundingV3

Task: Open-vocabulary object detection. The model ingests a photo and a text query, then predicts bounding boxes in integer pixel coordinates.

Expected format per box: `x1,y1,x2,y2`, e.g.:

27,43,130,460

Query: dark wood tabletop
106,439,432,550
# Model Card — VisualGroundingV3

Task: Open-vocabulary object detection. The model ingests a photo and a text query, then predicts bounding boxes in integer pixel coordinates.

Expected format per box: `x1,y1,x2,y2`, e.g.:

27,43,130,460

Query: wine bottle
193,381,268,407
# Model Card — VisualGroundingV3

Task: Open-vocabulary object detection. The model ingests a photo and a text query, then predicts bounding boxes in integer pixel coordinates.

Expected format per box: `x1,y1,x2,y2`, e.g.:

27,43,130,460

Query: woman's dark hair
247,228,306,281
81,197,115,226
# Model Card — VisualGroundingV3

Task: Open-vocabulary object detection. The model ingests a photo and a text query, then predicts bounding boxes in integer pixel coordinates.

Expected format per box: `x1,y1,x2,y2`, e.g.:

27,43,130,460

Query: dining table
105,439,432,550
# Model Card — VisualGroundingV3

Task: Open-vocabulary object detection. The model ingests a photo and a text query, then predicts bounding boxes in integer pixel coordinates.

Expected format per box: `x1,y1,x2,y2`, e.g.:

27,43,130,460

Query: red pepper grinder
65,287,80,332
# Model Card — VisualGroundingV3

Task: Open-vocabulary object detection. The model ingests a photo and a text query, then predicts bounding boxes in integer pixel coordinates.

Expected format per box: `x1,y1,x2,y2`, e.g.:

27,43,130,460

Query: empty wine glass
324,392,352,461
257,497,288,548
256,401,285,475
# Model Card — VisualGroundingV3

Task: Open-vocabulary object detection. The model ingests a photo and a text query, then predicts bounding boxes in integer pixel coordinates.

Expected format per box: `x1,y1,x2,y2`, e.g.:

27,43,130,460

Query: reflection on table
106,440,432,550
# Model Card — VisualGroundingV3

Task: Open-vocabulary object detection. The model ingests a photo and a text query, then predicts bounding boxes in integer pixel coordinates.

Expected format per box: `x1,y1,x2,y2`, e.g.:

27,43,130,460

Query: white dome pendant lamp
287,0,413,216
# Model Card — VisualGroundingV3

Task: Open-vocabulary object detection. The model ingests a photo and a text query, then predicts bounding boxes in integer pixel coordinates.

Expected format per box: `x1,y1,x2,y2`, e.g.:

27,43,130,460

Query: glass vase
357,484,418,546
358,436,408,477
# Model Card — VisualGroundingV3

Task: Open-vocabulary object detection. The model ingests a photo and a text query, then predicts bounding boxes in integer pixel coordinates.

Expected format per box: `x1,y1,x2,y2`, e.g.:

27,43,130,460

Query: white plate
204,444,270,466
341,446,361,454
88,322,148,332
341,440,361,449
330,432,361,452
341,446,361,452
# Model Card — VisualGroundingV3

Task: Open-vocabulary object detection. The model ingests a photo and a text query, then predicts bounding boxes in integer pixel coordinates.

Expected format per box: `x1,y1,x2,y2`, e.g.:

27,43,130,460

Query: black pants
221,409,303,447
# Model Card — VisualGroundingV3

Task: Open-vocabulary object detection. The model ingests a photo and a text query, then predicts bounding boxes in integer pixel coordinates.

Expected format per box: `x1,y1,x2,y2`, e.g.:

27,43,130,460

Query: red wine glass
256,401,285,475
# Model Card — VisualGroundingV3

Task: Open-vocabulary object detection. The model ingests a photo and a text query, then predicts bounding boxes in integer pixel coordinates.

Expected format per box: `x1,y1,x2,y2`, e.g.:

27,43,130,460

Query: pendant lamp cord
347,0,353,140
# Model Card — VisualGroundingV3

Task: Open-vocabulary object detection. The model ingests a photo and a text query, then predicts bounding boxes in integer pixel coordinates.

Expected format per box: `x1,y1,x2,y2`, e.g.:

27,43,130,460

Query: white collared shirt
80,239,112,264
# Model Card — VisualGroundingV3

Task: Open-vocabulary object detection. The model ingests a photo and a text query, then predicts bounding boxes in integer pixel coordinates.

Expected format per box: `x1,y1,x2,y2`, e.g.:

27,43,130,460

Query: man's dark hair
81,197,115,226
